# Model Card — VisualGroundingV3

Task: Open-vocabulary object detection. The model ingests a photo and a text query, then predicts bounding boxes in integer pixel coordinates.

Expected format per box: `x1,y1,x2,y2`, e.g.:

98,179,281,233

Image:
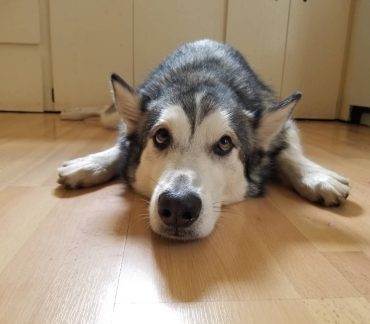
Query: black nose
158,190,202,228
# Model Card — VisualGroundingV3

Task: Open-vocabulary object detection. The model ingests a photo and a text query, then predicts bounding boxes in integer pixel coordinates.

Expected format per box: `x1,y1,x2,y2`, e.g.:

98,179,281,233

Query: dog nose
158,190,202,228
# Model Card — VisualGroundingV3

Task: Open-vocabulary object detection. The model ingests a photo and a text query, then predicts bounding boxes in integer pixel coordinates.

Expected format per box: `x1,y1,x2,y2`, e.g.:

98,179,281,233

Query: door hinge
51,88,55,103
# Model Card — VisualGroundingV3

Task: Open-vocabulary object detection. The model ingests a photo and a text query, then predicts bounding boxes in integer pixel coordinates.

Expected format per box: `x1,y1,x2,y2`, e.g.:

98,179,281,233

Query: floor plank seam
111,194,136,314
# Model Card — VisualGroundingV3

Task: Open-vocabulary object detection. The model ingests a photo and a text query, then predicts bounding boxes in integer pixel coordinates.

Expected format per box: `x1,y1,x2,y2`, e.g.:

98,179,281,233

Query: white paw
57,155,115,189
295,168,350,207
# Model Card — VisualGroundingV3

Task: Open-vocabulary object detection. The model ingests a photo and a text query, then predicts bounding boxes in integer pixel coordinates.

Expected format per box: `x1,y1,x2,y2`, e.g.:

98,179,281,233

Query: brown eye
213,135,234,156
153,128,171,149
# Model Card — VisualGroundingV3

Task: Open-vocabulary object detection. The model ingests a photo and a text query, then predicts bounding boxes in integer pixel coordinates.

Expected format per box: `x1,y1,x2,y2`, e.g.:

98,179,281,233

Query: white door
49,0,133,112
341,0,370,120
226,0,290,96
0,0,48,112
134,0,227,85
282,0,352,119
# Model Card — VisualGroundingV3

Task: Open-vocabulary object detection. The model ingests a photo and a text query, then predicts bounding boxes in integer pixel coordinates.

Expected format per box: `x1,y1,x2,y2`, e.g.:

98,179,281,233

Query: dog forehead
194,109,233,142
155,101,234,144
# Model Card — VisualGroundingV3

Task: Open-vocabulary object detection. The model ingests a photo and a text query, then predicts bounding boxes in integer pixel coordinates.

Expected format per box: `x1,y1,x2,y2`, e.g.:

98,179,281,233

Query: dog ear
257,92,302,150
110,73,142,134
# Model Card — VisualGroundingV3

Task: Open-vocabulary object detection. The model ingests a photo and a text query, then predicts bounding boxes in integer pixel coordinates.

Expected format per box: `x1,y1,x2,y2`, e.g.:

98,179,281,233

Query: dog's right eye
153,128,171,149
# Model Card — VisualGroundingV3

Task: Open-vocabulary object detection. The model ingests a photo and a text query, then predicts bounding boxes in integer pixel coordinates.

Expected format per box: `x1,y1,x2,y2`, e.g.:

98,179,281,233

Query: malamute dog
58,40,349,240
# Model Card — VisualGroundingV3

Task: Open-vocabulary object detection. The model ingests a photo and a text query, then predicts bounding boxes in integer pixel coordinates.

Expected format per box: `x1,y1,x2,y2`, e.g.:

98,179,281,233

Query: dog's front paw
296,168,350,207
57,155,112,189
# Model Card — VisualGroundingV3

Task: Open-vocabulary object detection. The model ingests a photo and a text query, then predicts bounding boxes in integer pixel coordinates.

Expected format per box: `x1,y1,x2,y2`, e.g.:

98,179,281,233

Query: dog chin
154,226,198,241
149,213,216,241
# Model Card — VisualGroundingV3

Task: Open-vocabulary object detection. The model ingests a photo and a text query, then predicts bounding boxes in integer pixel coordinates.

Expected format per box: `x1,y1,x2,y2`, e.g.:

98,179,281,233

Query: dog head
111,73,300,240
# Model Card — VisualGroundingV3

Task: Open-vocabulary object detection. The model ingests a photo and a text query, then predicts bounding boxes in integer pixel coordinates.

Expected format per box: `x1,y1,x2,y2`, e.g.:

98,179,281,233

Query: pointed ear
110,73,142,134
257,92,302,150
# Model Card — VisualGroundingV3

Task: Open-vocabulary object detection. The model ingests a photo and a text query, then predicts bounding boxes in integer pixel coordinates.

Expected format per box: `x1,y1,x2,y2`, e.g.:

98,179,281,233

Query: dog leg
277,123,350,206
57,145,120,189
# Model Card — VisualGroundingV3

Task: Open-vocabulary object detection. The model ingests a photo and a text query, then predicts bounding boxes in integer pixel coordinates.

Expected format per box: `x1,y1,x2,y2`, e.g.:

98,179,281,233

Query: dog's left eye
213,135,234,156
153,128,171,149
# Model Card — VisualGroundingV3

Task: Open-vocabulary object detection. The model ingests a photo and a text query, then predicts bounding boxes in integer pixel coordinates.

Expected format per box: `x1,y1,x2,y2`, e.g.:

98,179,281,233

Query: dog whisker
140,197,151,204
149,176,163,189
131,213,150,227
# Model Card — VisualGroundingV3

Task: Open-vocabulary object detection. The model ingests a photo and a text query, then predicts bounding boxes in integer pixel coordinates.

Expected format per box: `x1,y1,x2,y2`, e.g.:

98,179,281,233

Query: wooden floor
0,112,370,324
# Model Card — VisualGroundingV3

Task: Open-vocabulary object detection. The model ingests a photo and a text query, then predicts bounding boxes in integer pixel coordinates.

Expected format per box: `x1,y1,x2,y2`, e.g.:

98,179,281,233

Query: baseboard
349,106,370,125
59,106,104,121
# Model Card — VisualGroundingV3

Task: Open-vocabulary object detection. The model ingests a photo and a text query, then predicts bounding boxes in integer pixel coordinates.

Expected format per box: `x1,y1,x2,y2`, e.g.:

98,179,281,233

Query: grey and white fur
58,40,350,240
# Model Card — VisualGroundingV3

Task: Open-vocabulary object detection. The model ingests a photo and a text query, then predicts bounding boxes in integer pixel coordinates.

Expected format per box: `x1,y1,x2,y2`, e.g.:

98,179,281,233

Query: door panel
0,0,40,44
0,46,43,111
282,0,352,119
226,0,290,95
341,0,370,120
134,0,226,85
49,0,133,110
0,0,44,112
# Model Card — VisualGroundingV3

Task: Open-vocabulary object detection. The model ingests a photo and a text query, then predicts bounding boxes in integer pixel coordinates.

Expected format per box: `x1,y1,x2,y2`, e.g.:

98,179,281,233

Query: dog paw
296,168,350,207
57,155,113,189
